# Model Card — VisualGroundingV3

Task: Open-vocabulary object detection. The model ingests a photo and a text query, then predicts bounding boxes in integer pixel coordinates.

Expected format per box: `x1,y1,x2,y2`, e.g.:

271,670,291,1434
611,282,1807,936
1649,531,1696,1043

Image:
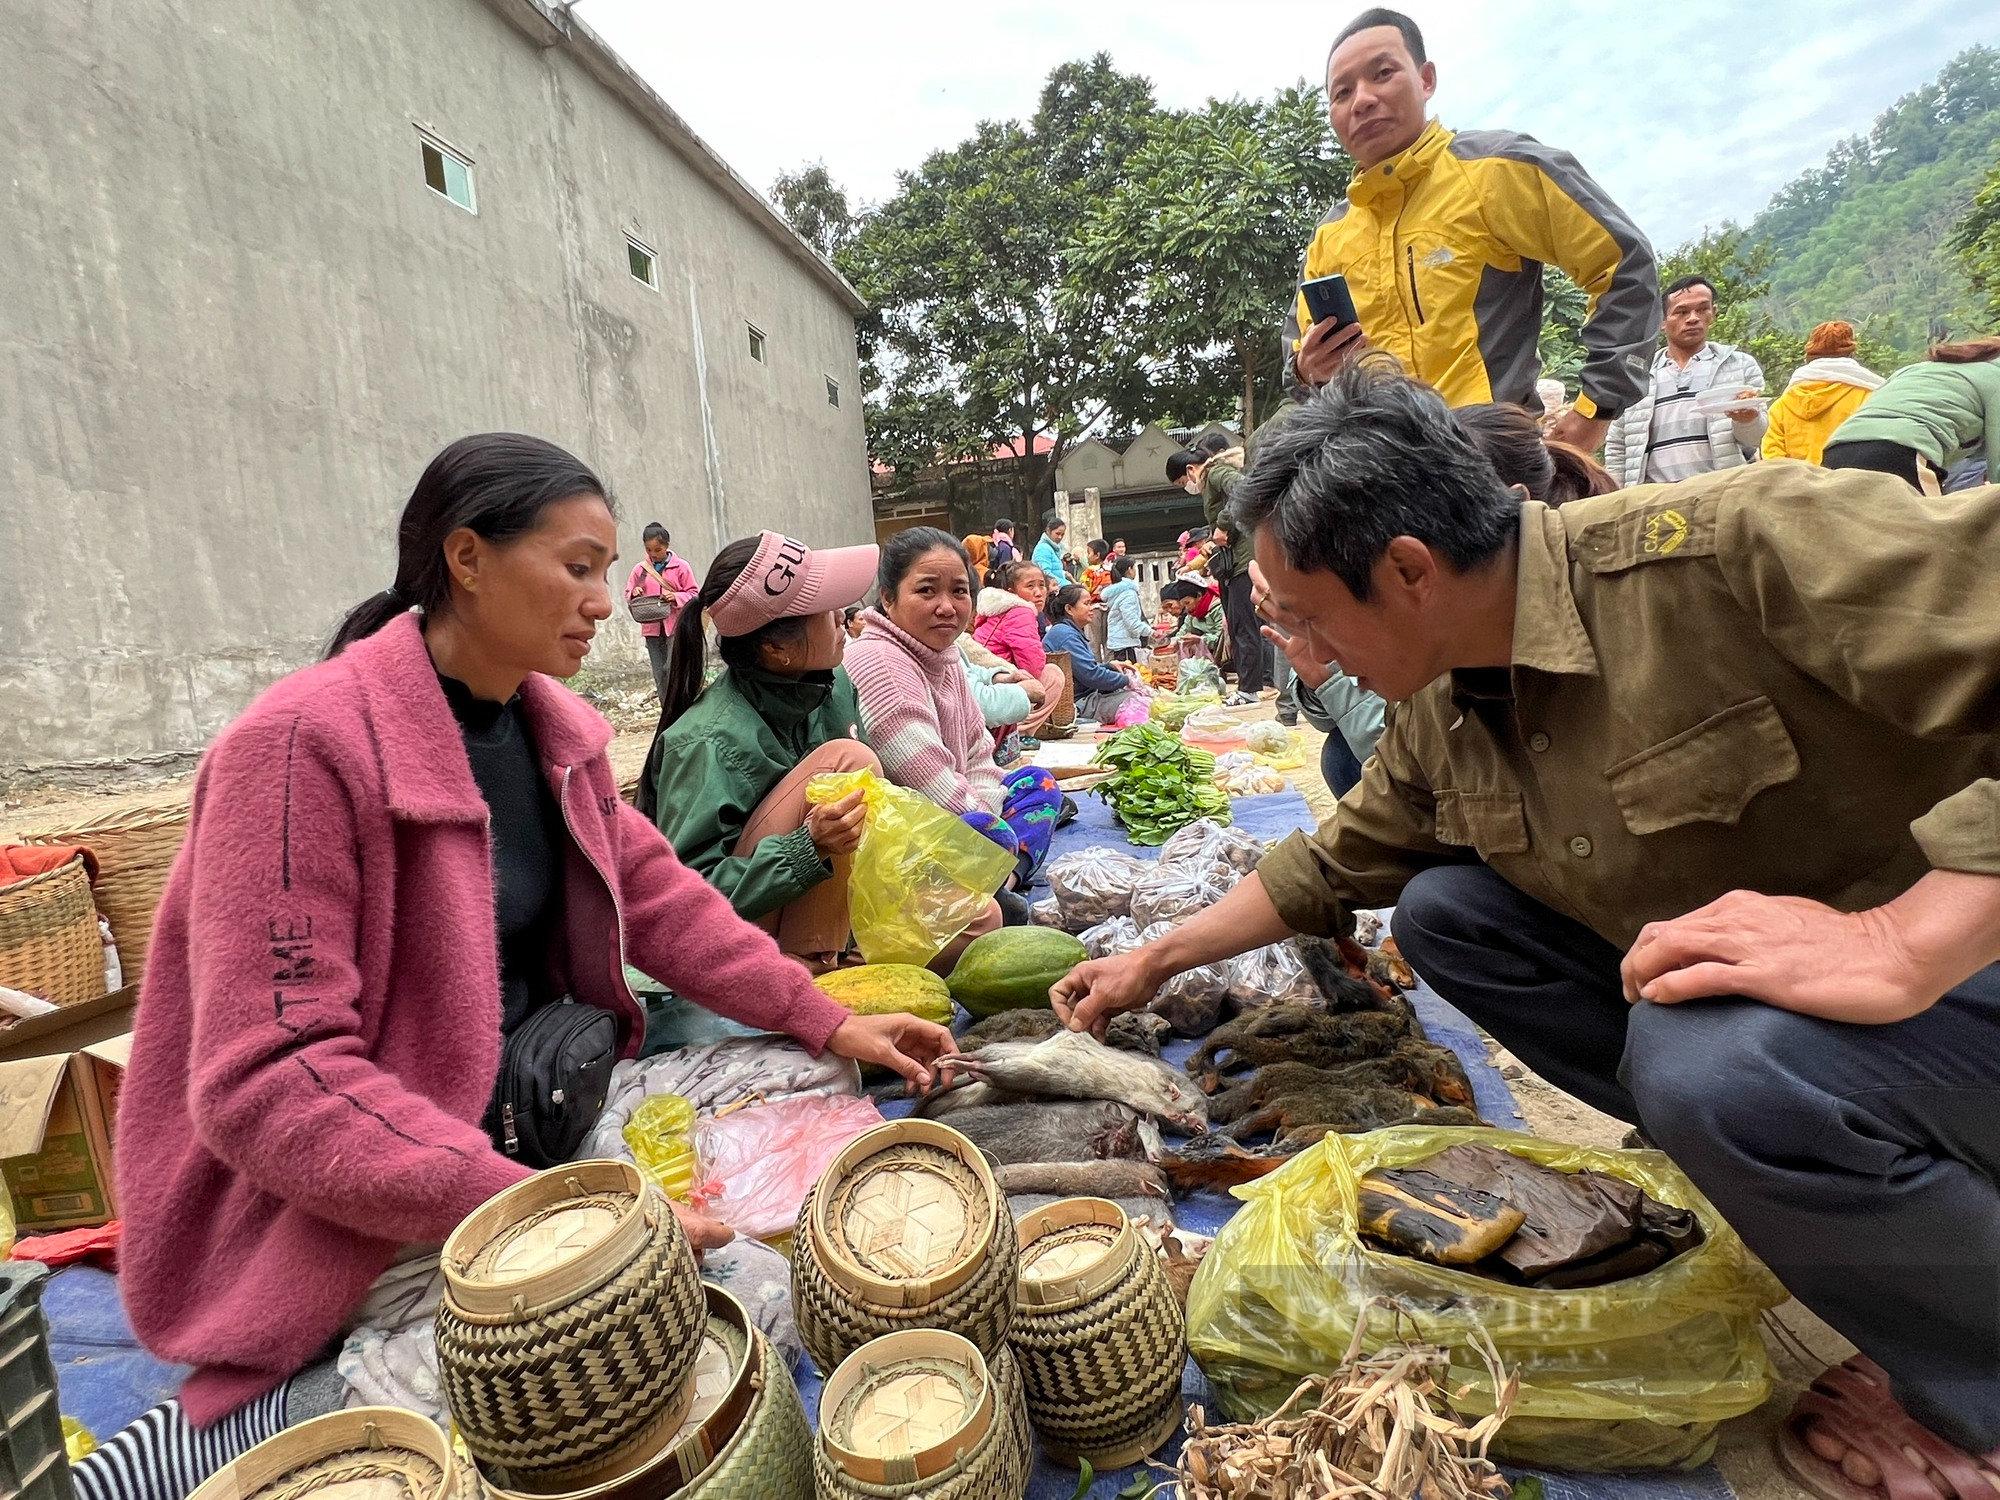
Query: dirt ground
4,703,1848,1497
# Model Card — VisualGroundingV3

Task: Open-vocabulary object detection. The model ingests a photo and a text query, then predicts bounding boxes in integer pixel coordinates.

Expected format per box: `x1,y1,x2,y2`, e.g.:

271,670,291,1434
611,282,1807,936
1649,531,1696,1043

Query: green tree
1950,157,2000,323
1537,264,1589,392
769,163,860,262
1065,85,1353,433
841,55,1160,504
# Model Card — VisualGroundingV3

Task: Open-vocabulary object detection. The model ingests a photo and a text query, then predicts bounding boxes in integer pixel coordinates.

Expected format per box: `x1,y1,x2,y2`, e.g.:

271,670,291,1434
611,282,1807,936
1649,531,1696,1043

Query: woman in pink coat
82,435,953,1500
970,560,1064,744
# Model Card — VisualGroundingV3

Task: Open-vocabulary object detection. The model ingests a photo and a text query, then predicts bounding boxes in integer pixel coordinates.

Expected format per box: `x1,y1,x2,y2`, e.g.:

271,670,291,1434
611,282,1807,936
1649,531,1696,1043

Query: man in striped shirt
1605,275,1768,486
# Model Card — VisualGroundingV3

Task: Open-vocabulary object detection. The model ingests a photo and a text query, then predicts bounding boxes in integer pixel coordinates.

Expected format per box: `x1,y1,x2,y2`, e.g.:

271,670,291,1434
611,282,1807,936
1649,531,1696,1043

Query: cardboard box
0,988,133,1233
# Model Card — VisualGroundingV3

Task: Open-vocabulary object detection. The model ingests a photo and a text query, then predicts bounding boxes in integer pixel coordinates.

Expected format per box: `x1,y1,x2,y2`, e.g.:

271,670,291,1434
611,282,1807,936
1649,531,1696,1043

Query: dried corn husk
1164,1321,1515,1500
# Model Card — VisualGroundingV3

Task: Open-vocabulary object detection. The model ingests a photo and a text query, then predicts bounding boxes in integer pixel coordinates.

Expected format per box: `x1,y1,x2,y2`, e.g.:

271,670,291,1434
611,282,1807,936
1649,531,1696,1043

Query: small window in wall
626,236,659,289
419,134,476,213
747,324,767,362
825,377,841,407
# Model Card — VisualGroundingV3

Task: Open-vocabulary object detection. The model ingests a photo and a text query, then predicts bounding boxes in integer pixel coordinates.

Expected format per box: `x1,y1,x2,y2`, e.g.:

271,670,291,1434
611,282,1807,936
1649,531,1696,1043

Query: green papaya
946,928,1089,1018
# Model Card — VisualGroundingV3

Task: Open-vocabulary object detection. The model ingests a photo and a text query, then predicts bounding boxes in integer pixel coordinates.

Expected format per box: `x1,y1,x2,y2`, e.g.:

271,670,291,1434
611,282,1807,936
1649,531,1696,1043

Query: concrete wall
0,0,871,768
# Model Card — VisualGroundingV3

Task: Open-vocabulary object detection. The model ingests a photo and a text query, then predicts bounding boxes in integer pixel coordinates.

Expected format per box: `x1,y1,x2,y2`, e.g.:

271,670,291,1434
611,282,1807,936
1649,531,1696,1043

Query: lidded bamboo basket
435,1160,706,1488
479,1284,813,1500
813,1331,1031,1500
187,1406,456,1500
21,800,188,988
1007,1197,1187,1468
791,1121,1017,1373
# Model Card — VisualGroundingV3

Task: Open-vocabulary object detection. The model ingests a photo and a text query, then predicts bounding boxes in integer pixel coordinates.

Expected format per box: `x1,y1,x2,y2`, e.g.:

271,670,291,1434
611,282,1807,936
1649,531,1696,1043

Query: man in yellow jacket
1285,8,1658,455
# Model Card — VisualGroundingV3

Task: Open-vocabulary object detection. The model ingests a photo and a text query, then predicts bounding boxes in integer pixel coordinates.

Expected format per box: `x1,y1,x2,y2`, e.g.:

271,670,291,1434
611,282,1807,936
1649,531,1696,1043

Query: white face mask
1183,479,1202,495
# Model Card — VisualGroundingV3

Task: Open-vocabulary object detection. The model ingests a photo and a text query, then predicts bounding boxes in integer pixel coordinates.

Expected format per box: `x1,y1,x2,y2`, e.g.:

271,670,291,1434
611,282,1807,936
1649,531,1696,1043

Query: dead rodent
942,1100,1150,1165
997,1161,1169,1200
1229,1084,1482,1141
959,1008,1169,1057
1297,936,1421,1025
1207,1044,1474,1125
1159,1135,1306,1194
944,1030,1208,1133
1275,1105,1483,1147
1187,1006,1413,1082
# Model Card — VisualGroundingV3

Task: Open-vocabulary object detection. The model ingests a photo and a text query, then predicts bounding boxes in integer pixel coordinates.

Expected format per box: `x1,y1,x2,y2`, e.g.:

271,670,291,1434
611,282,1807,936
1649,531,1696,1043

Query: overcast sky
581,1,1993,249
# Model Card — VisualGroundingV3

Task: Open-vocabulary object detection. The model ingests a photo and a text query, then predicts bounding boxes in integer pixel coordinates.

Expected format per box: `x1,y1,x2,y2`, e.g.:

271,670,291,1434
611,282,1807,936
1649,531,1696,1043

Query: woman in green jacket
639,531,881,972
1823,336,2000,491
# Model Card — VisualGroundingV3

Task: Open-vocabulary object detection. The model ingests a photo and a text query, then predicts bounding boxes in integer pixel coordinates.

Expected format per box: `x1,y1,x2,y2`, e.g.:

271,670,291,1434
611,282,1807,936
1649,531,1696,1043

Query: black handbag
484,999,618,1170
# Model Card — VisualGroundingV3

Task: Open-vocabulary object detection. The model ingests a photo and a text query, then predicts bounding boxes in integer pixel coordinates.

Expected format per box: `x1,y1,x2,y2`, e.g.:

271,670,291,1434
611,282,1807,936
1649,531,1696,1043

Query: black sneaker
1055,794,1079,830
1276,709,1299,728
994,887,1032,926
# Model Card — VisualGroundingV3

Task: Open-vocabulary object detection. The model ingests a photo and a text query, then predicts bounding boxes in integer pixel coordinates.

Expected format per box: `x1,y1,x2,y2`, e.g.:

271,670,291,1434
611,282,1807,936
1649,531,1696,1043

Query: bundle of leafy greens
1090,723,1234,845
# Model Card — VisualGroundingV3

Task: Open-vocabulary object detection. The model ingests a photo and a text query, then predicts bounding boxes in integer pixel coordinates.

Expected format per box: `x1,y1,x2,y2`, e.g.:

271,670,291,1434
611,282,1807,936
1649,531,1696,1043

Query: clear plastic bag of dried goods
1045,849,1151,930
1136,920,1232,1036
1186,1126,1787,1472
1079,915,1142,959
1130,861,1236,928
1223,940,1321,1011
1158,818,1265,875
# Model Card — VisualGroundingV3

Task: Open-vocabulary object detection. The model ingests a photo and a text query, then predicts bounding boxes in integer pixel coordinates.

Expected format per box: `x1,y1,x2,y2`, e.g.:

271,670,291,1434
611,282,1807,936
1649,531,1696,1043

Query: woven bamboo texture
1008,1203,1187,1469
813,1345,1030,1500
21,801,187,988
1042,652,1077,740
437,1187,705,1481
188,1407,456,1500
476,1288,811,1500
793,1180,1017,1373
0,856,103,1008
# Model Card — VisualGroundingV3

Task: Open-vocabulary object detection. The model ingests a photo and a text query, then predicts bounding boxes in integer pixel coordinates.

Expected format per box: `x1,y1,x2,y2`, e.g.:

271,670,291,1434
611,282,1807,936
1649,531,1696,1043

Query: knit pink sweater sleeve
177,716,528,1246
847,636,984,815
611,801,849,1052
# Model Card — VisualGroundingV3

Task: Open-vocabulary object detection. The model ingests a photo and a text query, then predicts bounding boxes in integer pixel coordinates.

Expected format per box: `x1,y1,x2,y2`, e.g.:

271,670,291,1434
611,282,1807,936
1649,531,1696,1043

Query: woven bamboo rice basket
1008,1198,1187,1468
813,1332,1031,1500
479,1284,813,1500
0,856,103,1008
21,801,188,988
792,1121,1018,1373
1041,652,1077,740
436,1160,706,1488
188,1406,457,1500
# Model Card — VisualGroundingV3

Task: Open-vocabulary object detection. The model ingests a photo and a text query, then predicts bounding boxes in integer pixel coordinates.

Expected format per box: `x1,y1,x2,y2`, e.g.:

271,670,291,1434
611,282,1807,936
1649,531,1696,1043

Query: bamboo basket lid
444,1161,651,1321
189,1409,453,1500
820,1331,998,1487
1015,1198,1138,1312
812,1122,999,1305
479,1286,763,1500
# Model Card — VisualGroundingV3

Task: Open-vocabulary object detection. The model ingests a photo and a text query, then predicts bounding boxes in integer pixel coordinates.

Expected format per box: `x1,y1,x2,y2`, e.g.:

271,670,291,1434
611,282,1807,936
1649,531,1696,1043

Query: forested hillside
1752,46,2000,355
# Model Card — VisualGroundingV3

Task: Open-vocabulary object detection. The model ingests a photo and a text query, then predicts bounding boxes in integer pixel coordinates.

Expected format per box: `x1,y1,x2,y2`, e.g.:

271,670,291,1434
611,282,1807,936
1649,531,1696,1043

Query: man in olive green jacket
1056,368,2000,1482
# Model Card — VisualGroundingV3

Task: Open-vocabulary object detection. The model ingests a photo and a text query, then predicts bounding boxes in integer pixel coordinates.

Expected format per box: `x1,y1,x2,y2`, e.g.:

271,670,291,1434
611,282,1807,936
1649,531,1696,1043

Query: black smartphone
1300,273,1358,331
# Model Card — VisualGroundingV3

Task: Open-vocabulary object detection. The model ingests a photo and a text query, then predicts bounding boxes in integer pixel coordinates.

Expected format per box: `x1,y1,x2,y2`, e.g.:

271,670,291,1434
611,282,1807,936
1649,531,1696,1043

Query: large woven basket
480,1285,813,1500
792,1121,1017,1372
0,856,103,1008
1041,652,1077,740
437,1160,706,1487
1008,1198,1187,1468
21,802,188,988
188,1406,457,1500
814,1332,1031,1500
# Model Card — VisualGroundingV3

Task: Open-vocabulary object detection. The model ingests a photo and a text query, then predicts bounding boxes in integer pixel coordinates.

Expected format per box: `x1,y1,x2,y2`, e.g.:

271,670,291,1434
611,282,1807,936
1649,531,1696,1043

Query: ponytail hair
654,536,813,731
1543,442,1619,505
326,433,609,657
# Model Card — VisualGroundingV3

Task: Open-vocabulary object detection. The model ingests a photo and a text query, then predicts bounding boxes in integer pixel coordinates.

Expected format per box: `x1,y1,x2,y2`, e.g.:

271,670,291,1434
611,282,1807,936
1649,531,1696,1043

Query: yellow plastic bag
622,1093,698,1199
1185,1126,1787,1472
805,770,1015,967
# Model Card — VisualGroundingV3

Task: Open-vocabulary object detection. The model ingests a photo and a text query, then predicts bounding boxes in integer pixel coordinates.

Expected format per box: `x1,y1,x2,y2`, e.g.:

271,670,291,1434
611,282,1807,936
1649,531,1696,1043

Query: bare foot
1779,1357,2000,1500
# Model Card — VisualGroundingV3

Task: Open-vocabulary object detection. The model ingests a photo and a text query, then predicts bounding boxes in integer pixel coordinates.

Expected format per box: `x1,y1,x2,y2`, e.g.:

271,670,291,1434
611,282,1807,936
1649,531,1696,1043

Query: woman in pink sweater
845,530,1063,894
87,436,953,1500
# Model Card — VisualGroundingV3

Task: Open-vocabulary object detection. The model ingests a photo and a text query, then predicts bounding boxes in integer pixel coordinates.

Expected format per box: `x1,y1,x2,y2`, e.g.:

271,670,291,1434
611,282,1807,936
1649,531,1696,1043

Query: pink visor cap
706,531,880,637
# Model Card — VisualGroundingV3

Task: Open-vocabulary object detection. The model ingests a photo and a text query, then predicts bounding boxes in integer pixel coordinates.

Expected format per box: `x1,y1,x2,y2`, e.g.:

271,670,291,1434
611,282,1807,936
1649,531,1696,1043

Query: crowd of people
82,7,2000,1500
